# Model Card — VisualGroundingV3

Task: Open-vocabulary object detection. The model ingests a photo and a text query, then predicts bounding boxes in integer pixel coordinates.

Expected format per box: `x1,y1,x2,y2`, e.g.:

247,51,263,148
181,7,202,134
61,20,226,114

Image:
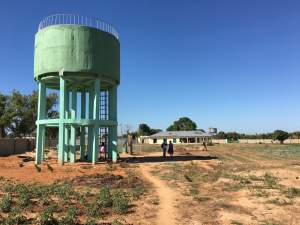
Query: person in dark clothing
168,141,174,157
161,141,167,157
203,141,208,151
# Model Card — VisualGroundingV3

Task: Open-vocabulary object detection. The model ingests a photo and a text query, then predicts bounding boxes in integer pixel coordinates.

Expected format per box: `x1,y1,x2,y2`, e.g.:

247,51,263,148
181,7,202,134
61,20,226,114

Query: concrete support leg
80,92,86,160
92,79,100,164
64,90,70,162
35,81,46,164
64,127,69,162
109,85,118,162
70,90,77,163
58,77,66,165
35,125,45,164
87,90,94,162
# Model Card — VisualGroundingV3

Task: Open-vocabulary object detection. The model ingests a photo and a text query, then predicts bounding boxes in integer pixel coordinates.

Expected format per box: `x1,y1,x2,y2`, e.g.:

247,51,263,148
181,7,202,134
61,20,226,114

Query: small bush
86,201,102,218
16,185,31,207
284,187,300,198
85,218,97,225
37,204,58,225
112,191,130,214
263,173,278,189
96,186,112,207
112,219,124,225
3,183,15,194
53,182,74,203
267,198,292,206
3,208,27,225
131,186,145,199
0,194,13,213
59,206,78,225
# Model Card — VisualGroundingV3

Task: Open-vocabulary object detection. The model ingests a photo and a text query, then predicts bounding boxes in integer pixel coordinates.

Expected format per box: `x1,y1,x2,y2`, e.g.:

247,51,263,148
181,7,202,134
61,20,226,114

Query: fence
38,14,119,40
212,139,300,144
0,139,35,156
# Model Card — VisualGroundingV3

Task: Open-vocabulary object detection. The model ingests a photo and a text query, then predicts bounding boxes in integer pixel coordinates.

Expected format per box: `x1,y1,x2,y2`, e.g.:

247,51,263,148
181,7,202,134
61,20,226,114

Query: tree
138,123,161,136
7,90,58,137
0,93,14,137
215,131,227,139
150,128,162,135
273,130,289,144
167,117,197,131
138,123,151,136
226,132,240,141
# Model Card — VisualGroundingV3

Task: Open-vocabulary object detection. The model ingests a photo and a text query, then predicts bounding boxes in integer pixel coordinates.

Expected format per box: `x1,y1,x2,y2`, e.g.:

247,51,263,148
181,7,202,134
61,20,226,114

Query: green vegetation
272,130,289,144
167,117,197,131
112,191,130,214
0,194,13,213
138,123,161,136
131,186,145,200
0,173,143,224
0,90,58,138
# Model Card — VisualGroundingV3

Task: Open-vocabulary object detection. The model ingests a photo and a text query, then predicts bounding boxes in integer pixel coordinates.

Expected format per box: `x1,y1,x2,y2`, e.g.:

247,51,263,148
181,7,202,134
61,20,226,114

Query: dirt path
139,164,178,225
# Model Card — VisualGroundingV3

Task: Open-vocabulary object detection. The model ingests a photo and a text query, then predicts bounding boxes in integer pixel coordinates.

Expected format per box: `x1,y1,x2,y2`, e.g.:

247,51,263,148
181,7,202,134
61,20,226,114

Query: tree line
0,90,58,138
215,130,300,143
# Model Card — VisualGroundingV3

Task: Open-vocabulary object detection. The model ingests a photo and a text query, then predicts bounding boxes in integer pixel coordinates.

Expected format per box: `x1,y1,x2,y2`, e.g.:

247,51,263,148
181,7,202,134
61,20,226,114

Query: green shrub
112,219,124,225
85,218,97,225
86,201,102,218
263,173,278,189
3,183,15,194
0,194,13,213
96,186,112,207
53,182,74,203
59,206,78,225
284,187,300,198
112,191,130,214
16,185,31,207
37,204,58,225
131,186,145,199
3,208,28,225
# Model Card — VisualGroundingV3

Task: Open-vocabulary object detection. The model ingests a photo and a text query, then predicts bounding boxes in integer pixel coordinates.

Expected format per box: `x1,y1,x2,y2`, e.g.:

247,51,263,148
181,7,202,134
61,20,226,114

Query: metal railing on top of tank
38,14,119,40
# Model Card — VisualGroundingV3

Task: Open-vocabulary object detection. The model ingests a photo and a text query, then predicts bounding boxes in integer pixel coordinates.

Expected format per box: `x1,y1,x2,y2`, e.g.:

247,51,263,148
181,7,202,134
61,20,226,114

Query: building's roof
150,131,214,138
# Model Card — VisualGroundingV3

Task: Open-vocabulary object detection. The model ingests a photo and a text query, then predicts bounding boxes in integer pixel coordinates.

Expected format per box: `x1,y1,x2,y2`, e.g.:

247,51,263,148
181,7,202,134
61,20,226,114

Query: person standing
168,141,174,157
161,140,167,157
100,142,106,159
203,141,208,151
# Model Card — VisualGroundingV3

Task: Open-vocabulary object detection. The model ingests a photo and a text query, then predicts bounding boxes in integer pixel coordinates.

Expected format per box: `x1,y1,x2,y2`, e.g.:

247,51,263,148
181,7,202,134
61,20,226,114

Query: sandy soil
139,164,178,225
0,144,299,225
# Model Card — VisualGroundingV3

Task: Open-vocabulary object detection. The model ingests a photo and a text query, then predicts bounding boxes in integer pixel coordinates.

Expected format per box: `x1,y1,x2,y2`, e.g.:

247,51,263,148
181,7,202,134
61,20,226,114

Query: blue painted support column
80,92,86,160
109,85,118,162
35,81,46,164
58,76,66,165
64,91,70,162
87,89,94,162
92,79,100,164
70,90,77,163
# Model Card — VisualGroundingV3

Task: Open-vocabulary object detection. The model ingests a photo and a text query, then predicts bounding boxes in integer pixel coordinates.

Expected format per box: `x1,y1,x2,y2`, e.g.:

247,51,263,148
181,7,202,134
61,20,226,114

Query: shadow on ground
120,155,218,164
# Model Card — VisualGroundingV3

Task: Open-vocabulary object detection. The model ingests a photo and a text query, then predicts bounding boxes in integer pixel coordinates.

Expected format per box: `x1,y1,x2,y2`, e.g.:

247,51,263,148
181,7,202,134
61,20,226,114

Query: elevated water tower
34,14,120,165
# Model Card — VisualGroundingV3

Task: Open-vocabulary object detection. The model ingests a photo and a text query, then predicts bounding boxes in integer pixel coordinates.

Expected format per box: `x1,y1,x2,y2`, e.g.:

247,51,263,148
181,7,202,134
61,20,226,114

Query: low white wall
212,139,228,144
238,139,300,144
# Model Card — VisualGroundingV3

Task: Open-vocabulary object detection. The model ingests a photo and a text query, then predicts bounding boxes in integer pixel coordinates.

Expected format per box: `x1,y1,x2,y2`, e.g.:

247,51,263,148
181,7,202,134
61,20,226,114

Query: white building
140,131,215,144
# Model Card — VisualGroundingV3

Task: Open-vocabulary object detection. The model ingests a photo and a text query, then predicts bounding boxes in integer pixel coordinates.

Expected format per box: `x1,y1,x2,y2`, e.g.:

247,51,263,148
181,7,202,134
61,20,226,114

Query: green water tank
34,14,120,88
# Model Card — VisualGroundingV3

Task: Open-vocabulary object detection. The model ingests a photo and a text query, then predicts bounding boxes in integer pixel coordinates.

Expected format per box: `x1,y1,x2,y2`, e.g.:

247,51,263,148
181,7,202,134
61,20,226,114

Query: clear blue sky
0,0,299,133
